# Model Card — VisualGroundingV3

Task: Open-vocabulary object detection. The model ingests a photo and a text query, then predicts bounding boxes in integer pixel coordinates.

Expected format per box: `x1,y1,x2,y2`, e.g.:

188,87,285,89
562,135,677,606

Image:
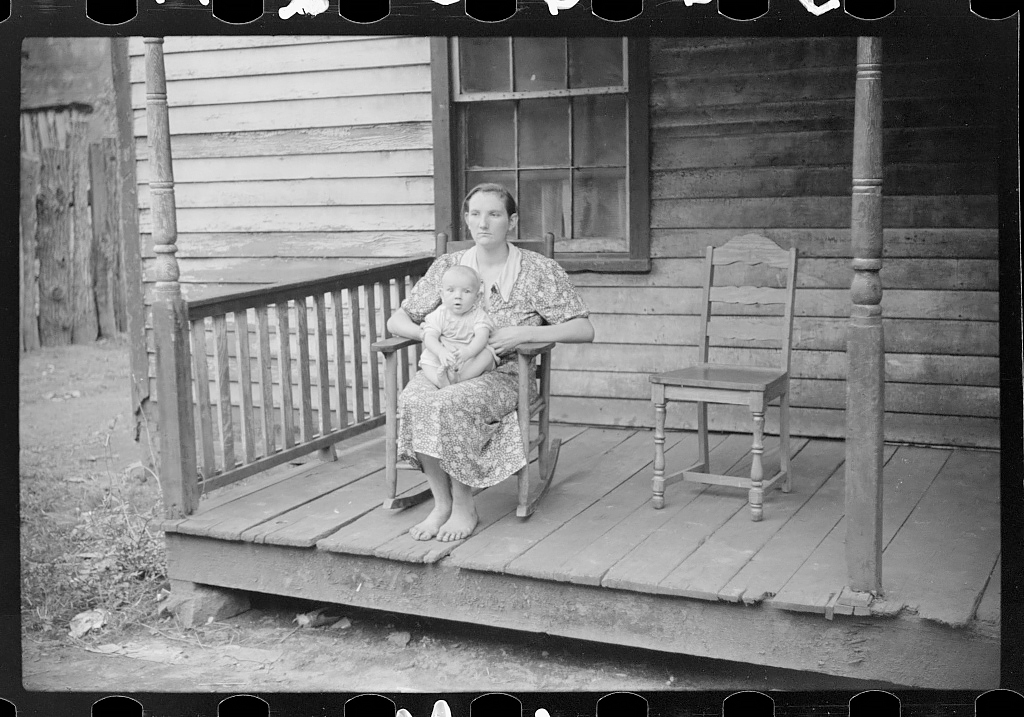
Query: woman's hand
487,326,535,356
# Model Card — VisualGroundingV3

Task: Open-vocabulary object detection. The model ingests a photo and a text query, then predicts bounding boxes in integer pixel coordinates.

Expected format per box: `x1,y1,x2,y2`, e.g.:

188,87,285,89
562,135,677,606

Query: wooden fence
20,110,127,352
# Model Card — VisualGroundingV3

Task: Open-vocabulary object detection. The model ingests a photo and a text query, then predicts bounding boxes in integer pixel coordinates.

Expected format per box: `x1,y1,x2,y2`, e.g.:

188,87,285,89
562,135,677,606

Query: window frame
430,37,651,273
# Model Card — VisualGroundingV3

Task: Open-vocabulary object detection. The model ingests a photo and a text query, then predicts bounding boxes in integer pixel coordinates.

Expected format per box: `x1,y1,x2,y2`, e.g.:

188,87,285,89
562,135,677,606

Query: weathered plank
448,428,646,573
769,446,947,614
137,176,434,209
553,372,1000,418
130,65,430,108
212,315,235,471
20,154,41,352
233,310,255,463
140,232,433,261
879,449,1000,626
577,287,998,321
553,433,754,587
549,396,1000,449
190,319,216,478
657,438,841,601
88,139,122,339
133,94,431,136
69,121,97,344
134,128,433,163
553,344,1000,385
717,442,861,605
652,163,997,199
129,36,385,55
173,439,388,541
253,465,424,549
256,306,276,457
652,129,995,171
36,148,74,346
651,196,997,230
332,425,593,564
650,228,998,260
129,36,429,83
600,436,786,594
139,205,434,234
505,430,705,582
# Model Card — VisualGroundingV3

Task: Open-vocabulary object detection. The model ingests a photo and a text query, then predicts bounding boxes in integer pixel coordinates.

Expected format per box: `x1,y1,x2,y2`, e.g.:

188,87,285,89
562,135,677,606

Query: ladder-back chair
649,234,798,521
372,232,561,519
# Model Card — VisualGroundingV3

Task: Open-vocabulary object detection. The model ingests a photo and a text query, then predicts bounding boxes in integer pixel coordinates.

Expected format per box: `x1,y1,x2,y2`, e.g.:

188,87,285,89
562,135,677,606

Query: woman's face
464,191,517,250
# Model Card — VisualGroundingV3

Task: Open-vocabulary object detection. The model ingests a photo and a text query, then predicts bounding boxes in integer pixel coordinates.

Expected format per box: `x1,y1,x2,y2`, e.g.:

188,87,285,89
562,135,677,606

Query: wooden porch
160,423,1000,689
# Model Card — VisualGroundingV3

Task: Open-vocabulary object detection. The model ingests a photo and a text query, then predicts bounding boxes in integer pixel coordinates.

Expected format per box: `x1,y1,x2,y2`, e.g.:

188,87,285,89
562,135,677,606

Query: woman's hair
462,183,518,217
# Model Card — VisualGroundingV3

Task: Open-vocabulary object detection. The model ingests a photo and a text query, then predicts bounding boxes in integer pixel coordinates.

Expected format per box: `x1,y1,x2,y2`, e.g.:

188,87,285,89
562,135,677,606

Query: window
431,37,650,272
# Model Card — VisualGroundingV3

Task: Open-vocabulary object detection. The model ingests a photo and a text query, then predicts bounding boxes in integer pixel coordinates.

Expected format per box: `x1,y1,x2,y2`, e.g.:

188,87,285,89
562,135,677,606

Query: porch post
845,37,885,593
145,38,199,518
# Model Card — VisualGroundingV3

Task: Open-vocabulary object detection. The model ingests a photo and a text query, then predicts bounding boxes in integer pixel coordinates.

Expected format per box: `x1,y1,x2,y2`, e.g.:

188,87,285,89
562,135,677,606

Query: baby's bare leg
455,352,495,383
422,364,450,388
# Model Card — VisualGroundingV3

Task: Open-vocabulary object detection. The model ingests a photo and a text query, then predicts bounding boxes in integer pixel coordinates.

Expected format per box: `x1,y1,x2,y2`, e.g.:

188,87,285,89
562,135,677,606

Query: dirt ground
18,339,888,695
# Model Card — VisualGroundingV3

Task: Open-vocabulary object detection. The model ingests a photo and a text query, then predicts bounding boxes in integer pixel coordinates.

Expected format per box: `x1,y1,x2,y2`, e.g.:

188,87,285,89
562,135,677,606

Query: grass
20,421,168,640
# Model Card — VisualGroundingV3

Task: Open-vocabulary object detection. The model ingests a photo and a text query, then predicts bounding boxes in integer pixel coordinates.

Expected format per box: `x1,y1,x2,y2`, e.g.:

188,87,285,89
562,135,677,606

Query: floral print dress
397,249,590,488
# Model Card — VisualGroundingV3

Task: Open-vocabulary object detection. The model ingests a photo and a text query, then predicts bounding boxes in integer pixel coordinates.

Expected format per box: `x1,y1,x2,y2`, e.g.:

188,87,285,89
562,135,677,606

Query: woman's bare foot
438,483,478,542
409,502,451,541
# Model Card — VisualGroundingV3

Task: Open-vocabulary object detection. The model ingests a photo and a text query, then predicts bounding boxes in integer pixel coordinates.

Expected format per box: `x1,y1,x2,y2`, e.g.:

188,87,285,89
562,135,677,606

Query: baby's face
441,273,480,316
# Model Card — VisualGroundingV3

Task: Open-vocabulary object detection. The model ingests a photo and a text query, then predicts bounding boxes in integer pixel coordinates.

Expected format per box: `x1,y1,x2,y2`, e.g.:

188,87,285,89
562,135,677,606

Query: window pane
574,168,626,239
513,38,566,92
573,95,626,166
463,171,519,239
459,38,510,93
519,170,570,240
465,103,515,169
569,37,623,88
519,99,570,168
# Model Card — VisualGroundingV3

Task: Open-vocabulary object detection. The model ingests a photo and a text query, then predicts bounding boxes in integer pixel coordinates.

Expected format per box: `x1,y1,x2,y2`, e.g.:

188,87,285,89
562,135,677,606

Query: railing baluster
234,309,255,464
178,257,433,493
349,286,365,424
296,296,314,443
366,283,381,417
395,275,410,387
213,314,235,471
314,294,332,437
276,301,295,448
256,305,275,458
331,289,349,428
190,318,215,479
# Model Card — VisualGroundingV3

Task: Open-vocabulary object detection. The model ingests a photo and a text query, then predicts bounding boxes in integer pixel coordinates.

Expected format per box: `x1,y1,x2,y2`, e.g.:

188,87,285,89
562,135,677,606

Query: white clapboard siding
132,36,433,422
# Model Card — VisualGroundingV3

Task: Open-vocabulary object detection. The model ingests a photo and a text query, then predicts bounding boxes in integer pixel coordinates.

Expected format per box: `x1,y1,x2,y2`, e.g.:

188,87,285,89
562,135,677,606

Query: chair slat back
437,232,556,260
698,234,798,372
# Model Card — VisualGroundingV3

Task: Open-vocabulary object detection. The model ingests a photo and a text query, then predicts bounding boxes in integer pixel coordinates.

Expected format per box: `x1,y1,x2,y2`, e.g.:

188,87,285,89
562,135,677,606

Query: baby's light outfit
419,304,496,370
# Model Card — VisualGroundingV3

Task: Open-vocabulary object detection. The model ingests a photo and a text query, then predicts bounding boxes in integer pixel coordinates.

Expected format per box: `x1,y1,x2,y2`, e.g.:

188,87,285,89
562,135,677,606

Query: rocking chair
371,232,561,519
649,234,798,521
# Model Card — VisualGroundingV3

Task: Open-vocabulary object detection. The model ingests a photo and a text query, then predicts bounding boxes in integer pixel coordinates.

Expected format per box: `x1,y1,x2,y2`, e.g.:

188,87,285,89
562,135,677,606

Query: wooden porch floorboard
878,448,1000,627
162,424,1000,628
657,437,840,601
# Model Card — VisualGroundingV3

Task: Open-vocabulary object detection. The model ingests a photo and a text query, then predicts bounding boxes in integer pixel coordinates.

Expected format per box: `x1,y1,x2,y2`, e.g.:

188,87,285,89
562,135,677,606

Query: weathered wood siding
556,37,999,448
129,36,434,397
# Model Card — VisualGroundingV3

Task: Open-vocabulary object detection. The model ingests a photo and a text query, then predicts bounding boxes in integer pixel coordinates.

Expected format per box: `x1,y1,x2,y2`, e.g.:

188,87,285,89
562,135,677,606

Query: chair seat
651,364,787,392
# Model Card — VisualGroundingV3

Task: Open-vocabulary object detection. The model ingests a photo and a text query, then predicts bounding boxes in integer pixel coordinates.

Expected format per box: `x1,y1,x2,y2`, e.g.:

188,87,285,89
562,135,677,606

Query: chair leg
696,401,709,473
749,408,765,522
780,391,792,493
383,350,399,505
652,384,667,509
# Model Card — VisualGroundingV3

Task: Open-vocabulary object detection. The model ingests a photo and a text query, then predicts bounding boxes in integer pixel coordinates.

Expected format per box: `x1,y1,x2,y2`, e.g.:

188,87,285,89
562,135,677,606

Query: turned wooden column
146,38,199,519
845,37,885,593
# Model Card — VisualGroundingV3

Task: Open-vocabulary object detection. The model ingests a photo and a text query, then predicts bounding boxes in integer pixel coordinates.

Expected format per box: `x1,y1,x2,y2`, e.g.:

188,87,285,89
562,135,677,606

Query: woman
386,184,595,542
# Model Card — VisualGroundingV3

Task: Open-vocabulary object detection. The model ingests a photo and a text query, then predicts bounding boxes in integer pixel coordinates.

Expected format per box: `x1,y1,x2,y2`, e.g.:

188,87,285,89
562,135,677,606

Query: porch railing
155,257,431,517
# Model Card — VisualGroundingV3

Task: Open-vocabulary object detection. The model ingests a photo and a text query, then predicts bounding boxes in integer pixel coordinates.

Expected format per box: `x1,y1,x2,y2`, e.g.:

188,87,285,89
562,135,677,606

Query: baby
419,265,497,388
